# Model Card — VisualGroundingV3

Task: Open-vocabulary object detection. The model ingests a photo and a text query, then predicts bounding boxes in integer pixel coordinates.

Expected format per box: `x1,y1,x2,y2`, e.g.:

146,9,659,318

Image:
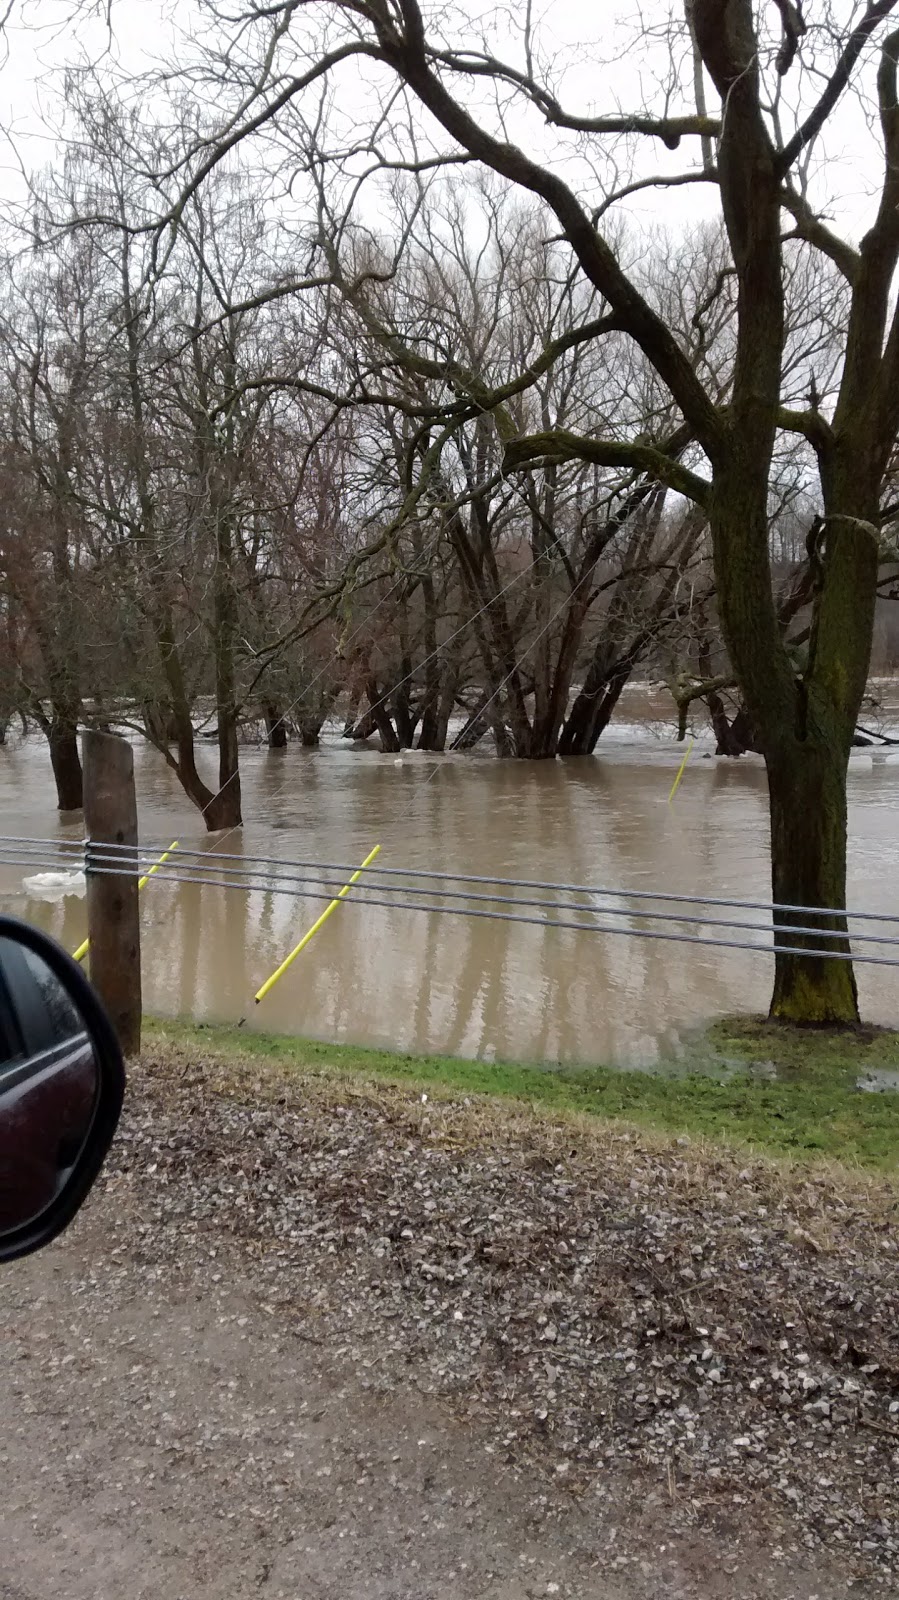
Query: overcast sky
0,0,885,242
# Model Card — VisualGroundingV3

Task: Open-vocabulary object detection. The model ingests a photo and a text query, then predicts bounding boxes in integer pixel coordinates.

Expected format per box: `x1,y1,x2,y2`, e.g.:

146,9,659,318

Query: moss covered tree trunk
766,740,858,1023
692,3,899,1028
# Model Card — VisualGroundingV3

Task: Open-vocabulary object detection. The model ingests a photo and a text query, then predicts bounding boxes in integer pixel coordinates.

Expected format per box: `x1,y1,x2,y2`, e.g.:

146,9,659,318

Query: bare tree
0,232,110,807
142,0,899,1023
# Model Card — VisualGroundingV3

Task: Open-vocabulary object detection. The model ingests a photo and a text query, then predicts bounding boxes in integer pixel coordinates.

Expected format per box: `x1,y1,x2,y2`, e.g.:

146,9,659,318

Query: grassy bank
144,1016,899,1172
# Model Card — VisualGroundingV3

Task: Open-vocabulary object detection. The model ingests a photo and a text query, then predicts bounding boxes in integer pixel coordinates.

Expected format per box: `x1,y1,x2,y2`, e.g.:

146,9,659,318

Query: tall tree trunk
763,467,882,1023
528,465,555,755
418,688,441,750
433,660,460,750
417,556,442,750
153,609,232,832
710,481,864,1026
767,740,858,1024
209,550,242,831
171,703,217,816
690,1,898,1026
48,710,83,810
24,596,85,807
208,708,241,830
419,656,459,751
445,500,532,755
392,655,416,748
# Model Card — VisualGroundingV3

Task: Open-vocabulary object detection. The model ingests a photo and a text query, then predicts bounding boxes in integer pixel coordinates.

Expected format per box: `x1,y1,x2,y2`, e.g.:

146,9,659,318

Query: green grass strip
144,1015,899,1173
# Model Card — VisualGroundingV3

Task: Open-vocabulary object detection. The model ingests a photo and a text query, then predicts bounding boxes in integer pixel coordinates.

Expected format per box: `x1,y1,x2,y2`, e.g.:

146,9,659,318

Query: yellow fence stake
73,840,180,962
254,844,382,1007
668,740,694,805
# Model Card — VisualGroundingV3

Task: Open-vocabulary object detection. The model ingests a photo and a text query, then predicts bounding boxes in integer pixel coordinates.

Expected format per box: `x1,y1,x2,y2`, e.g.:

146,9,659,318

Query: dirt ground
1,1042,897,1600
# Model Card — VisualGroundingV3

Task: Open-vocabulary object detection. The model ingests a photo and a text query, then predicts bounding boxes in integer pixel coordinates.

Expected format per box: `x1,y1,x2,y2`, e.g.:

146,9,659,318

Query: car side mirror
0,916,126,1263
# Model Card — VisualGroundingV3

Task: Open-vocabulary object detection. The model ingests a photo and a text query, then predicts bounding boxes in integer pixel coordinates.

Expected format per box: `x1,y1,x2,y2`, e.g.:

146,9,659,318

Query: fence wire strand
60,848,899,951
1,834,897,926
0,836,895,968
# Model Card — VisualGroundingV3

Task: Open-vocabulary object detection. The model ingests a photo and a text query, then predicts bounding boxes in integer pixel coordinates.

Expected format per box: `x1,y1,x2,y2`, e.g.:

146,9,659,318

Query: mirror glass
0,936,99,1235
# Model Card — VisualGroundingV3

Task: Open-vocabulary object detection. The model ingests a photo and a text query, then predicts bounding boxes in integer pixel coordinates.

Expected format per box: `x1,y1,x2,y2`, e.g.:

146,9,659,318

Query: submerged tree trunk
210,706,241,831
433,662,459,750
392,655,416,749
453,703,490,750
445,495,533,756
559,653,616,754
208,460,243,830
152,608,241,832
695,625,748,756
560,649,637,754
561,503,701,756
714,704,760,756
418,657,459,751
767,741,858,1024
417,690,442,751
48,711,83,810
29,690,83,810
365,678,401,752
264,704,288,749
143,702,180,745
588,666,633,747
296,713,326,746
709,698,747,756
416,557,445,751
203,781,240,831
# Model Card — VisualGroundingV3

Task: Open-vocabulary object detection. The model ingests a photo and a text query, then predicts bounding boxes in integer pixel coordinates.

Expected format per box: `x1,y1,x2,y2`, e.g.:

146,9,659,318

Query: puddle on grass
857,1068,899,1094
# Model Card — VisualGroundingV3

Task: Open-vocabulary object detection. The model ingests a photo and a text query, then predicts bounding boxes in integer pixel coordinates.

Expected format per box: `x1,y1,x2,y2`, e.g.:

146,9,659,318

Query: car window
0,964,23,1066
19,946,83,1044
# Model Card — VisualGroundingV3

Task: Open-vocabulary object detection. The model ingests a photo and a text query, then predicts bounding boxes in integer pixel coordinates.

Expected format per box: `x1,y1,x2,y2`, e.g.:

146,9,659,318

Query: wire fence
0,834,897,968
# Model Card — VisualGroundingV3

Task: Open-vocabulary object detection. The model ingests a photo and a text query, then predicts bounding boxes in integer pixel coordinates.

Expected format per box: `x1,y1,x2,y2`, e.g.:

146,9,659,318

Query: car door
0,935,99,1231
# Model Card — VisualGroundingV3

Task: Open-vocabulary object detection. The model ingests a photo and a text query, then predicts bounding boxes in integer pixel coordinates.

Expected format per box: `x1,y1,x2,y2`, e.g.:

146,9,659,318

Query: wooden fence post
82,730,142,1057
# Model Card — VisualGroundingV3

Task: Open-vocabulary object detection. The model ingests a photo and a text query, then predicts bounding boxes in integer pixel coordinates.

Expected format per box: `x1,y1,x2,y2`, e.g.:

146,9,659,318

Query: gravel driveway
1,1038,897,1598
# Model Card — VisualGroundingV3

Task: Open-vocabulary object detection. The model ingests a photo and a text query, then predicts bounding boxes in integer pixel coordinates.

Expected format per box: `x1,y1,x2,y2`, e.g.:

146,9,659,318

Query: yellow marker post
73,841,180,962
668,740,694,805
254,844,382,1006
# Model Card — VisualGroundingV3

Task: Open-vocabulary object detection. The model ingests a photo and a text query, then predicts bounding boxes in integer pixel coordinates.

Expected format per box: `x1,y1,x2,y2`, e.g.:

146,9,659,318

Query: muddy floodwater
2,690,899,1067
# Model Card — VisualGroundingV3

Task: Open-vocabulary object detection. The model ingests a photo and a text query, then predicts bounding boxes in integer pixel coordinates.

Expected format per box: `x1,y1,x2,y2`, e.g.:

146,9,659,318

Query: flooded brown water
2,692,899,1066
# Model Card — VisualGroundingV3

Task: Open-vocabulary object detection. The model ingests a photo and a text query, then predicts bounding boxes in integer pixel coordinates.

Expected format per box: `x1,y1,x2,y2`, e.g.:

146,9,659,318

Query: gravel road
1,1038,897,1599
